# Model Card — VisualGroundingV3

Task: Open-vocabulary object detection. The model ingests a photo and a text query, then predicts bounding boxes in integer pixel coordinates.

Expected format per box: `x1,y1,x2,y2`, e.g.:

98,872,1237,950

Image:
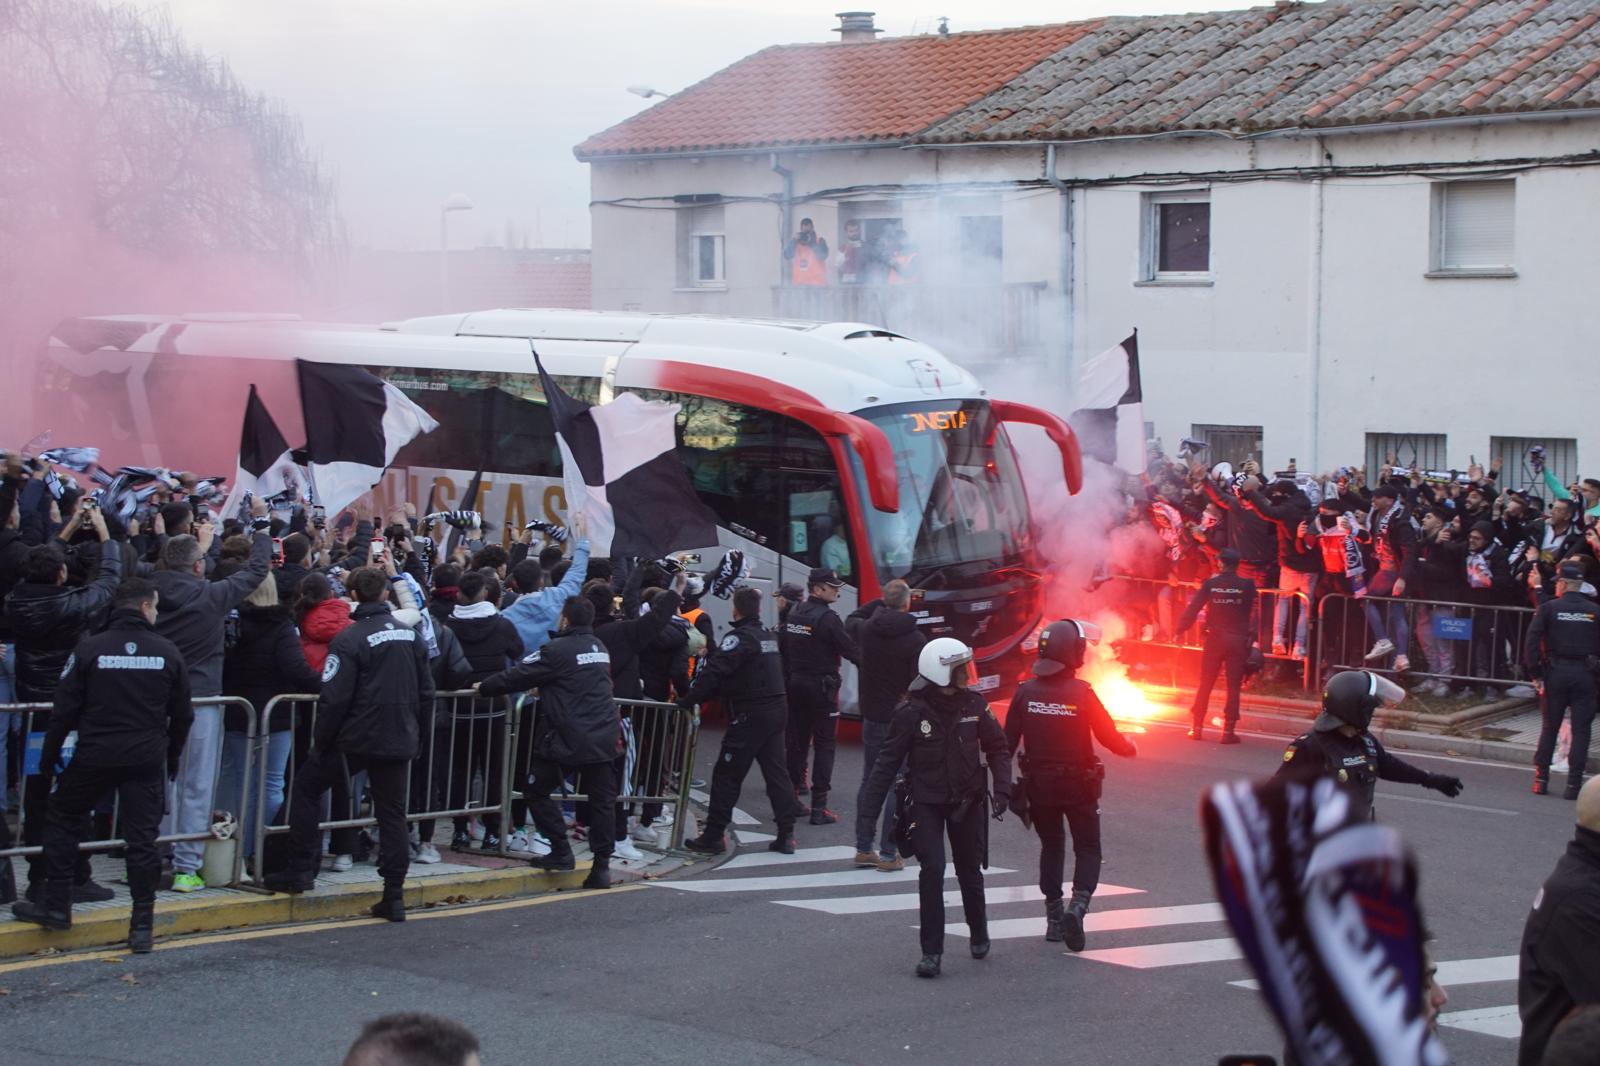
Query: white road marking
944,903,1225,941
721,846,861,870
1072,937,1244,969
649,866,1013,893
689,790,758,825
731,830,775,844
1231,954,1520,990
776,883,1144,916
1376,792,1517,816
1437,1004,1521,1040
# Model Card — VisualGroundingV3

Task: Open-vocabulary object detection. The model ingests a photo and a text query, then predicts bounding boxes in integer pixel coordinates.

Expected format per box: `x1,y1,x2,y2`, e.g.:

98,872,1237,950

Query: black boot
368,880,406,922
1564,774,1585,801
0,857,15,906
1187,715,1204,741
582,857,611,890
915,954,942,978
127,865,160,953
263,869,317,894
1063,892,1091,953
683,833,726,855
1533,768,1550,795
530,837,576,871
12,878,71,930
1219,726,1241,745
970,937,991,960
767,825,796,855
1044,898,1065,943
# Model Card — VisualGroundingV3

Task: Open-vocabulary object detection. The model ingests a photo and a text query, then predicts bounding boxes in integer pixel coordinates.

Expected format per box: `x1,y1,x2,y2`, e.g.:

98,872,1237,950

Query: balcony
771,282,1049,365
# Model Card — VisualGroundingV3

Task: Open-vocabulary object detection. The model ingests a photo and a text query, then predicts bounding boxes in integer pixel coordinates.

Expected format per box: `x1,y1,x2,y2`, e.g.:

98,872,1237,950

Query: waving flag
1070,331,1146,475
533,345,717,558
218,386,299,521
296,361,438,515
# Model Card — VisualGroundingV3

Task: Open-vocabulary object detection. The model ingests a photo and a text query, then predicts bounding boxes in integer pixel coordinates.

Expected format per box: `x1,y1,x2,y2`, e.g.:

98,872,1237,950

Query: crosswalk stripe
649,866,1015,894
1230,954,1520,991
776,883,1144,916
1437,1004,1520,1040
943,903,1225,941
1073,937,1244,969
731,830,774,844
689,790,758,825
721,846,862,871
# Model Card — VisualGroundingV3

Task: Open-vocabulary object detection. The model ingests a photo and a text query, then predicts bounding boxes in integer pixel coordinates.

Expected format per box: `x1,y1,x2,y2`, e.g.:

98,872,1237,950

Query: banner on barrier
1433,615,1473,641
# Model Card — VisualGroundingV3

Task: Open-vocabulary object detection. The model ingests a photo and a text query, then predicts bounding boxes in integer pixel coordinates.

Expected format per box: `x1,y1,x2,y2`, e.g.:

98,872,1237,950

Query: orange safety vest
681,607,708,678
791,243,827,286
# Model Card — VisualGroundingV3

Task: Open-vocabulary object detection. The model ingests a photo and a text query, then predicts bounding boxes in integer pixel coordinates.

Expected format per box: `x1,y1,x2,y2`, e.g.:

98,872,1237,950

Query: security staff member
478,595,619,889
1176,547,1257,743
267,568,434,920
11,578,192,954
1004,620,1137,952
859,638,1011,979
680,587,804,856
783,567,860,824
1276,670,1463,820
1526,561,1599,798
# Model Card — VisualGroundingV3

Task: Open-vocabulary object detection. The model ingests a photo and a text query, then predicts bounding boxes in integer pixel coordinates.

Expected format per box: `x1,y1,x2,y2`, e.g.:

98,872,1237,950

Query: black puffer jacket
221,604,321,733
443,607,525,683
593,589,682,701
479,625,619,764
315,602,435,759
854,605,926,724
3,544,122,702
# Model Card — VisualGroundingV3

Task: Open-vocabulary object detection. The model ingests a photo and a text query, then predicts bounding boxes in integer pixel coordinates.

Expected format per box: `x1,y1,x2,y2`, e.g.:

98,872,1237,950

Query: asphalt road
0,716,1573,1066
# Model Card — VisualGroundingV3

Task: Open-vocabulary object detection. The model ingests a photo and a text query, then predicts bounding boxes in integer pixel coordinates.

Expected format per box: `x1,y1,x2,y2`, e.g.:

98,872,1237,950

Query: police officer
859,638,1011,979
1275,670,1463,820
267,567,434,920
11,578,192,953
1004,620,1137,952
679,587,804,856
1526,560,1599,798
1176,547,1258,743
478,595,620,889
783,567,860,824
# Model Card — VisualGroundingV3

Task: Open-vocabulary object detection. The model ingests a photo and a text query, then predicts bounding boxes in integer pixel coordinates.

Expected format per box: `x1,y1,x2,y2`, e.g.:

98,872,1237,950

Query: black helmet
1035,619,1100,676
1315,670,1405,732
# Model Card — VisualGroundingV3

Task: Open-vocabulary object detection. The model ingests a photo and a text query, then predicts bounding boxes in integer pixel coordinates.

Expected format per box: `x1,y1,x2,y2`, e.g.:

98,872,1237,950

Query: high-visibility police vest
681,607,709,678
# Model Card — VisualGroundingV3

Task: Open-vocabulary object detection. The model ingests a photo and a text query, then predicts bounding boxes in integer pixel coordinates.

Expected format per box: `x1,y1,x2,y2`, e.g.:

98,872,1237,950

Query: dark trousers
785,675,840,807
43,761,164,888
448,715,505,834
411,723,450,845
287,751,411,883
706,705,801,836
1033,800,1102,901
1535,663,1596,778
22,768,91,888
911,799,987,957
1191,632,1249,726
526,756,615,861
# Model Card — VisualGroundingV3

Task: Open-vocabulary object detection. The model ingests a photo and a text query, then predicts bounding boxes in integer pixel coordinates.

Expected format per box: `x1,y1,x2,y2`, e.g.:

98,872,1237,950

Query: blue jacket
502,539,591,654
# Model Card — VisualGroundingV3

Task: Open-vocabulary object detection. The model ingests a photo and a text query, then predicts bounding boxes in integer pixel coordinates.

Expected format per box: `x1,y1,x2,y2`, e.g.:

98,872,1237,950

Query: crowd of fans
0,447,713,900
1114,446,1600,694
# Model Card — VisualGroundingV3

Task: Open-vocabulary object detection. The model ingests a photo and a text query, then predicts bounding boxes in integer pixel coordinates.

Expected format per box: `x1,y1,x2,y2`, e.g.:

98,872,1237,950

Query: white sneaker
506,829,534,856
613,836,646,862
330,853,353,873
528,831,552,857
1393,654,1410,672
1363,639,1395,661
630,822,660,846
1507,684,1536,699
1291,642,1307,661
468,818,486,843
414,843,442,864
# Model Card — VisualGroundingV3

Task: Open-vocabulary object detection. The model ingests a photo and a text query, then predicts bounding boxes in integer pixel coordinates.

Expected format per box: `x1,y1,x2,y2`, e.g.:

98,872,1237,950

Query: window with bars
1491,436,1578,496
1430,179,1515,276
1365,433,1448,478
1191,423,1262,471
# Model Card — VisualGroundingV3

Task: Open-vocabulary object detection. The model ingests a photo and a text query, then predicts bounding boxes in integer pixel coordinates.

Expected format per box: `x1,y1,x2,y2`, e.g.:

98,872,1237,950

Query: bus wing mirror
988,400,1083,495
835,413,899,514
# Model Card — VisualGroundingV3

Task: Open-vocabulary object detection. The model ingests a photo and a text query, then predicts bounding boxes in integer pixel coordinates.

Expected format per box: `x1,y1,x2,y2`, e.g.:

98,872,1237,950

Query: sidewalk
0,814,709,960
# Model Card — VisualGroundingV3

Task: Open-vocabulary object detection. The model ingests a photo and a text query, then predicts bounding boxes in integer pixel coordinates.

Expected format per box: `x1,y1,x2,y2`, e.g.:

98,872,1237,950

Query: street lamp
439,193,474,312
626,84,671,100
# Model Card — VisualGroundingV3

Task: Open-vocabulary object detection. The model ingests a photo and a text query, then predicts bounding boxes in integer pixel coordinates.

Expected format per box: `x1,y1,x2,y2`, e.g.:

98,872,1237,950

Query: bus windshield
853,400,1034,586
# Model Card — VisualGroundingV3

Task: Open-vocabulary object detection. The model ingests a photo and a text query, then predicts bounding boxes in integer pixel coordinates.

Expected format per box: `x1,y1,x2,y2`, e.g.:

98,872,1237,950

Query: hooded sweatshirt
856,606,926,724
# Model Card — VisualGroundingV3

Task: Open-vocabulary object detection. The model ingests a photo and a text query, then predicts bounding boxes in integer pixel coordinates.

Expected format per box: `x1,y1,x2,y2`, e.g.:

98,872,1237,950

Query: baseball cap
778,582,805,602
808,567,845,588
1558,561,1586,581
1218,548,1241,565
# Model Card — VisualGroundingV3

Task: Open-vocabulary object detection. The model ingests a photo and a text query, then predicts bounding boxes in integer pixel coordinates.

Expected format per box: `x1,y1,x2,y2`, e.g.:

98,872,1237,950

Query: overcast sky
128,0,1243,252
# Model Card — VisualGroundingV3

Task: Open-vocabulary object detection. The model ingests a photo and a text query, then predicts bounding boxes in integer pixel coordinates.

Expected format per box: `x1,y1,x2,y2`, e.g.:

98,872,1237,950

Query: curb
0,863,602,959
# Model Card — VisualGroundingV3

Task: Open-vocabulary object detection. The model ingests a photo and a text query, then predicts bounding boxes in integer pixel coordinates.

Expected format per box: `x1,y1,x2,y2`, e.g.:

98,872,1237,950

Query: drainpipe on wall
771,152,794,292
1306,140,1327,472
1045,144,1076,390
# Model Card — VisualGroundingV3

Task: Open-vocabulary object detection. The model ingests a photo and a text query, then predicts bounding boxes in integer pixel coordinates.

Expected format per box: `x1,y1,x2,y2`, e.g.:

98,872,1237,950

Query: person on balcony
784,218,829,286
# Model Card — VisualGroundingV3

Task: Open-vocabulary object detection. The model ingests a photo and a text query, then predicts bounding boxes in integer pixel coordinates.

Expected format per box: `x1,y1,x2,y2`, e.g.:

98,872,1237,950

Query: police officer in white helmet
858,637,1012,978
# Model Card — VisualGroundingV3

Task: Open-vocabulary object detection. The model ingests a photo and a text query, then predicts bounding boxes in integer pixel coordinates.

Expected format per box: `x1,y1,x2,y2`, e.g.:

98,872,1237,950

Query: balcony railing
771,282,1049,361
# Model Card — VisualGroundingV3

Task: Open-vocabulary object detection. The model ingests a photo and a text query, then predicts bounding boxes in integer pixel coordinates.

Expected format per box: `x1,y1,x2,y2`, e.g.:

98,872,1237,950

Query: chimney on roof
834,11,882,43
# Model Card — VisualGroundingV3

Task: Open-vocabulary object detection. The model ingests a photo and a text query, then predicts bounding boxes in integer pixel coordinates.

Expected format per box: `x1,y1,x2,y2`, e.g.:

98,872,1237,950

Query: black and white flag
219,386,300,521
296,361,438,516
1069,331,1146,475
533,346,717,558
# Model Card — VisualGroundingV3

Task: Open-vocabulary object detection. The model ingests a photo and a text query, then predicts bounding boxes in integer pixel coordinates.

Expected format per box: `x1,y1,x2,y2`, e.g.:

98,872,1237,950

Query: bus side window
785,473,853,584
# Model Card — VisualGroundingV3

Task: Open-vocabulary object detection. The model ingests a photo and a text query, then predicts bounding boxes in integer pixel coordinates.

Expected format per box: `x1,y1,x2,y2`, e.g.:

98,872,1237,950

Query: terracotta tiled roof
919,0,1600,144
574,23,1100,158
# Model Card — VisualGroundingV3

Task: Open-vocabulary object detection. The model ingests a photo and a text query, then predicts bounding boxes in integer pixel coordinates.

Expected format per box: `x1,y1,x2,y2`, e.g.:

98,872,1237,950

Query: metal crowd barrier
1315,592,1536,693
1103,575,1316,688
0,696,258,889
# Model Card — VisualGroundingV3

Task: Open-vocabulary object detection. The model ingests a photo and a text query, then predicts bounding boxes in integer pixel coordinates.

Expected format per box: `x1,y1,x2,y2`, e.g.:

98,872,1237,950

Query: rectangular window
1143,191,1211,280
959,215,1002,284
1190,423,1261,472
676,203,725,288
1365,433,1448,479
1430,179,1515,275
1492,435,1578,496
